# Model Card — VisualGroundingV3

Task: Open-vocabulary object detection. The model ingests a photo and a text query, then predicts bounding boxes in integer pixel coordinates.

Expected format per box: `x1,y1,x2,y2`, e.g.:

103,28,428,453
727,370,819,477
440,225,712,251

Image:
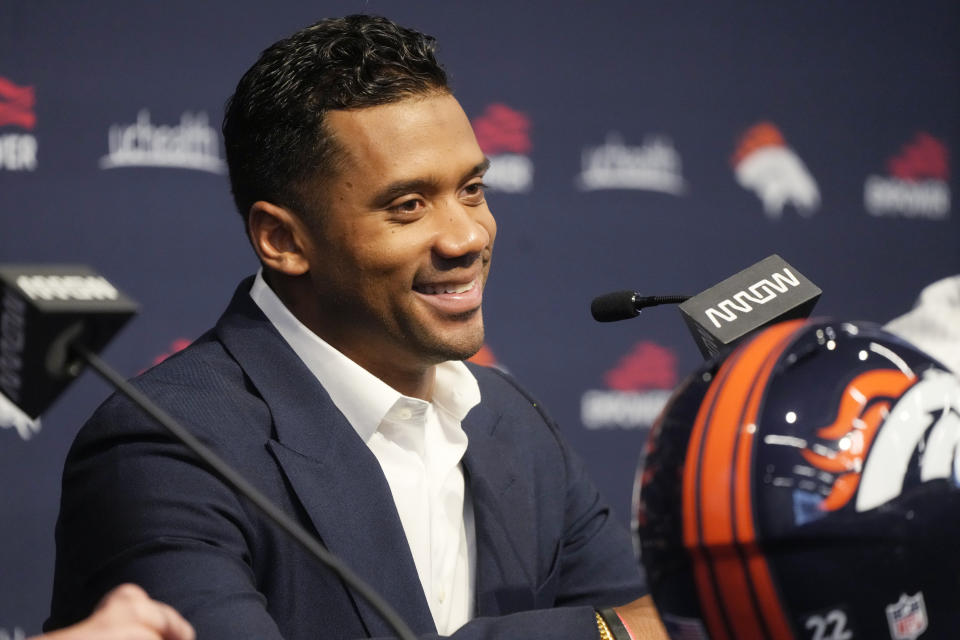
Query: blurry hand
35,583,195,640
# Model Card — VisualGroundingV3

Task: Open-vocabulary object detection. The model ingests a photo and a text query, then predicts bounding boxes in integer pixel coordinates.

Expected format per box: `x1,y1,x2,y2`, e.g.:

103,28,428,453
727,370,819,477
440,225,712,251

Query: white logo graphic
0,134,37,171
484,154,533,193
581,389,673,430
858,368,960,511
885,592,928,640
0,392,40,441
703,268,801,328
803,609,852,640
581,342,677,430
16,275,118,302
576,133,687,195
732,122,820,218
471,103,533,193
864,133,951,220
0,76,38,171
865,177,950,219
99,109,226,174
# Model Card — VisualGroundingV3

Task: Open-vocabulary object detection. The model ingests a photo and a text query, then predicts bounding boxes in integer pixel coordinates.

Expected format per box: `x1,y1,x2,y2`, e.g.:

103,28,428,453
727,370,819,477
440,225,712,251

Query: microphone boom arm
70,343,419,640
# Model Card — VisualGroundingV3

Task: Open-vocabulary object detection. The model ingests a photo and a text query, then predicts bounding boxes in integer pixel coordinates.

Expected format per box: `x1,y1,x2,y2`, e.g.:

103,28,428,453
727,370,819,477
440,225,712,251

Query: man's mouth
413,279,478,295
412,278,483,315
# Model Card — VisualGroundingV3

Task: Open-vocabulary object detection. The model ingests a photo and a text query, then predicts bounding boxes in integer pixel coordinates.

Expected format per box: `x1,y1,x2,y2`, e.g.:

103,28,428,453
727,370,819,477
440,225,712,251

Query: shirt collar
249,270,481,441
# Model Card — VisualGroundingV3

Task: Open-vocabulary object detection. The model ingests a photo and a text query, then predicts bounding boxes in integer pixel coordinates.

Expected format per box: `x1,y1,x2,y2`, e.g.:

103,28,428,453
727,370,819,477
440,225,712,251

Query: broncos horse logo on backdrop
802,367,960,513
732,122,820,218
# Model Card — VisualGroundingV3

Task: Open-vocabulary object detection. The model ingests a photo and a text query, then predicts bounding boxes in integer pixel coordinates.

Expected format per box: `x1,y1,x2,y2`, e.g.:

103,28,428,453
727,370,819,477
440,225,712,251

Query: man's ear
247,201,311,276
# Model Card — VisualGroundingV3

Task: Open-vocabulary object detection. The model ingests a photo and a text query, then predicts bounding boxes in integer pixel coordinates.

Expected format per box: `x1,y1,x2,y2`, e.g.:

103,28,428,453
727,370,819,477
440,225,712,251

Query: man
47,15,662,639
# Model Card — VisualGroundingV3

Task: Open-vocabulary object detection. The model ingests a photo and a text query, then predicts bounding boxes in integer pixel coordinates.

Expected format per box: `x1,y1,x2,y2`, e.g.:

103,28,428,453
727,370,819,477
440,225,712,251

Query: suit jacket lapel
214,280,435,635
461,401,536,616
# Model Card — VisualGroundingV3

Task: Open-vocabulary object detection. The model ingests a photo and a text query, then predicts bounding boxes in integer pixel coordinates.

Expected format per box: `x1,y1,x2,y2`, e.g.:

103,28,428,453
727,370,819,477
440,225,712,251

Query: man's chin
433,341,485,364
421,327,485,364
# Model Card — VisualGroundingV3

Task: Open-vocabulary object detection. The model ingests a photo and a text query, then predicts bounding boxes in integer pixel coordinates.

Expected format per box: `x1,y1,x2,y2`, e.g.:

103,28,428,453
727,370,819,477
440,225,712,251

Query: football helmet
637,319,960,639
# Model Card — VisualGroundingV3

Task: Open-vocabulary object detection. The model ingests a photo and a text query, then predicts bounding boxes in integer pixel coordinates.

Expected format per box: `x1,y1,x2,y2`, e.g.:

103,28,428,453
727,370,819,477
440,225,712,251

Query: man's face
299,92,496,382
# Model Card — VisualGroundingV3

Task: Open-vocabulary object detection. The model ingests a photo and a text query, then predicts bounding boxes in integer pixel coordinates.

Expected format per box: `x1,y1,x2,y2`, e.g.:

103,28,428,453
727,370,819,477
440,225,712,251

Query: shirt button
397,408,413,420
437,589,446,603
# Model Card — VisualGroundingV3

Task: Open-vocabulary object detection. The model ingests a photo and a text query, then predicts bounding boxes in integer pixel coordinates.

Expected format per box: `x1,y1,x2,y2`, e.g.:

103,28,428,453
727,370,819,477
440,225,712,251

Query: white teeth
418,279,476,295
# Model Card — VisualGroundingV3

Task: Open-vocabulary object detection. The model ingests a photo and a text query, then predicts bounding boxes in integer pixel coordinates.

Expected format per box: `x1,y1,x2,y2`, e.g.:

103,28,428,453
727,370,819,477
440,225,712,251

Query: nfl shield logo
885,592,928,639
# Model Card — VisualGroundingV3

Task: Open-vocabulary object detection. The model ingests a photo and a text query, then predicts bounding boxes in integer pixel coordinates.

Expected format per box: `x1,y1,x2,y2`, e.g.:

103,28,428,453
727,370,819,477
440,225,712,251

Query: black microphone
0,264,417,640
591,291,690,322
592,254,822,359
0,264,138,418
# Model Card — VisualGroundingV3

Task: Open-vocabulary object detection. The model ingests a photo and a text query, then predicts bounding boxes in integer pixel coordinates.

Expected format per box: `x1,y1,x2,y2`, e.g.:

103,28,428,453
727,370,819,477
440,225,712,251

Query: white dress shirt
249,271,478,634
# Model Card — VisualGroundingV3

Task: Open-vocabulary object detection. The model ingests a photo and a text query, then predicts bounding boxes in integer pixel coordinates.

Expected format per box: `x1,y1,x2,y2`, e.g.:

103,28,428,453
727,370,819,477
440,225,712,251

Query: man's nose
433,202,493,260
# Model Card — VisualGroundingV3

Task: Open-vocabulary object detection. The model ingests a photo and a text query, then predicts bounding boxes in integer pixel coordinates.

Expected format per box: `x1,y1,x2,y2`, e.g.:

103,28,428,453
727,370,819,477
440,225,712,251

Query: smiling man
251,92,496,400
47,15,659,640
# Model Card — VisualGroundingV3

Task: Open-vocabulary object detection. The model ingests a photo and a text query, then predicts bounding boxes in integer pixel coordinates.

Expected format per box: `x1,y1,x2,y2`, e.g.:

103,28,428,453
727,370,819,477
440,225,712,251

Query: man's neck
264,269,437,401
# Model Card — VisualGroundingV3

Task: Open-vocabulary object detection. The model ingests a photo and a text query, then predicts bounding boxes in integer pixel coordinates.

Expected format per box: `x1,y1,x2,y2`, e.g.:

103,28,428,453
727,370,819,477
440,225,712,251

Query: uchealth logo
732,122,820,218
864,132,950,220
99,109,226,174
581,341,677,430
0,76,38,171
576,133,687,195
471,103,533,193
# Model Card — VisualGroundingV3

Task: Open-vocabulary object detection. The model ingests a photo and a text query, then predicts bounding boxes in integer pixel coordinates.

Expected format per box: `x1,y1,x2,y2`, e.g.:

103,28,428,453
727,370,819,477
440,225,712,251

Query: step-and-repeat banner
1,1,957,634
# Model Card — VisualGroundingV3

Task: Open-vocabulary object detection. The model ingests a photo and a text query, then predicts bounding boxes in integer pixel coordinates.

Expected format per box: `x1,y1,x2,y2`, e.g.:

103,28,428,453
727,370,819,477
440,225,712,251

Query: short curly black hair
222,14,449,223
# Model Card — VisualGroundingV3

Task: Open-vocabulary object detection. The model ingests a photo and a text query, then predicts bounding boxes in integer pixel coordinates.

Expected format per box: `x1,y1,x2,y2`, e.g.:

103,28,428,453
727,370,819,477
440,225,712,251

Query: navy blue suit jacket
47,279,645,638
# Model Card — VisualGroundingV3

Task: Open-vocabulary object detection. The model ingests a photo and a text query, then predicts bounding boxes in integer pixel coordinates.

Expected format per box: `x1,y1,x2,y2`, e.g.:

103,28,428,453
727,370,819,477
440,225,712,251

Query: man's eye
391,199,425,215
462,182,487,201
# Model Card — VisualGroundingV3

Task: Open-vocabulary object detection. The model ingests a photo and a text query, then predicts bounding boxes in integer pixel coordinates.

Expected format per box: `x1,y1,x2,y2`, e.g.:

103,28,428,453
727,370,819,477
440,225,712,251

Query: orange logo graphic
467,343,499,368
801,369,915,511
731,121,820,218
730,122,786,166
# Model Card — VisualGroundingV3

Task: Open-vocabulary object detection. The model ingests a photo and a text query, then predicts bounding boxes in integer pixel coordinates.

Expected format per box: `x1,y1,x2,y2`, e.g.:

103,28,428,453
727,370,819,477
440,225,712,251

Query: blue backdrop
1,1,957,635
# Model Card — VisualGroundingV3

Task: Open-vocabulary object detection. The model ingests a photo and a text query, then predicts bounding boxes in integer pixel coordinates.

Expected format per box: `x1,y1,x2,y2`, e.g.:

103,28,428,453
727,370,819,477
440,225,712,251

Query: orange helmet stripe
735,323,806,640
683,340,745,640
683,320,805,640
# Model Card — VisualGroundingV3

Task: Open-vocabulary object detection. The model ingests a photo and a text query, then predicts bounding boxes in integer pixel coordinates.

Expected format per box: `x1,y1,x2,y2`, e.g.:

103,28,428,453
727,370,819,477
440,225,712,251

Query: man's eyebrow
372,158,492,207
373,178,440,207
469,157,492,180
